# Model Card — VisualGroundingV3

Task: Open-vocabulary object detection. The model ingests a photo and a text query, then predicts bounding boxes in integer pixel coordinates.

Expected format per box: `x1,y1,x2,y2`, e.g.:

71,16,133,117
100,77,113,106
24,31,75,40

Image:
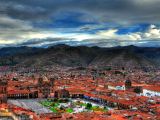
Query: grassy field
73,102,108,111
86,106,108,111
50,108,60,113
66,108,74,113
40,102,59,107
50,107,74,113
101,109,108,111
82,103,87,106
73,102,87,106
42,101,107,113
41,101,74,113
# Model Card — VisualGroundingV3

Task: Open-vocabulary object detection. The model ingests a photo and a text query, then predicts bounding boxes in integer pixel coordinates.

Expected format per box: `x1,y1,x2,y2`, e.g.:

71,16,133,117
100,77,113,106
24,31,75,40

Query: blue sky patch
51,11,97,28
115,23,158,35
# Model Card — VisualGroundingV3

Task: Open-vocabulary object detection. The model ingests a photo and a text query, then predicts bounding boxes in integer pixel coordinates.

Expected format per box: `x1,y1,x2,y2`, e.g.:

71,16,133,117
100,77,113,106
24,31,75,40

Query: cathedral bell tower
38,76,43,87
125,79,132,91
49,77,55,93
0,79,8,104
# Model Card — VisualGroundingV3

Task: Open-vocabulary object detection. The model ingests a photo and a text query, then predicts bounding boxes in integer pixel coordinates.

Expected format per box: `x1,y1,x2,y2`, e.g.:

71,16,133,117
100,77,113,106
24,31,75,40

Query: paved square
7,98,114,114
7,99,53,114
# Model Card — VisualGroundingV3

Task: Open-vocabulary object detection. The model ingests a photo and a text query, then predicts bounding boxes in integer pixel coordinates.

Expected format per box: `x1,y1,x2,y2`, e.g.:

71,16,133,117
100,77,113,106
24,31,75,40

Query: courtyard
39,98,109,114
7,99,53,114
7,98,113,114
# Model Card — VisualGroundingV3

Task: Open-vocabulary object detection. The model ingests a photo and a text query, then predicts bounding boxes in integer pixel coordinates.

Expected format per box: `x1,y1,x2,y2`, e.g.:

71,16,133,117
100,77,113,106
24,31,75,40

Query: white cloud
0,15,66,44
90,24,160,41
92,28,142,40
0,14,160,48
12,4,46,14
62,24,160,47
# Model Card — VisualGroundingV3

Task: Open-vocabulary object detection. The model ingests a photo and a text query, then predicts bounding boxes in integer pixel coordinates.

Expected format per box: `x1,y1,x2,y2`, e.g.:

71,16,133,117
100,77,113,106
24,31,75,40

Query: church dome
43,76,48,81
39,74,48,81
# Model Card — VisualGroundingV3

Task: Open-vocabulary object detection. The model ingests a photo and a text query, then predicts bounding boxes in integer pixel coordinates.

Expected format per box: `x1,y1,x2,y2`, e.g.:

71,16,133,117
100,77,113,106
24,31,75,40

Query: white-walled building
142,86,160,98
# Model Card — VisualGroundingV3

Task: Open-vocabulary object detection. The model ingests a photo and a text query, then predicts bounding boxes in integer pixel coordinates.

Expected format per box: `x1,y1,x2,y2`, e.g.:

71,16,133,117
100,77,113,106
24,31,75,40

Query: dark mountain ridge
0,45,159,71
0,46,44,58
104,45,160,63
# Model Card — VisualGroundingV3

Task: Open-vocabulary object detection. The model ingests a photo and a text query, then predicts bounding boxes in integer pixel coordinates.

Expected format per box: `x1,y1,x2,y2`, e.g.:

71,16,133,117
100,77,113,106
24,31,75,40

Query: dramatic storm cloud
0,0,160,48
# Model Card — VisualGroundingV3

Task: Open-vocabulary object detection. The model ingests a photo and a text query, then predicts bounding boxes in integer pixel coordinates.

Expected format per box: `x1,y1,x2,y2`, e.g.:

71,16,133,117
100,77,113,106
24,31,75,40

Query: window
4,87,6,92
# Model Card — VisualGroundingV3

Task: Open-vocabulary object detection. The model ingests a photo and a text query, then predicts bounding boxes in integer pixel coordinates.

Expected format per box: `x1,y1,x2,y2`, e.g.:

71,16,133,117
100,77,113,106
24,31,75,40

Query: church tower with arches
125,79,132,91
38,75,55,98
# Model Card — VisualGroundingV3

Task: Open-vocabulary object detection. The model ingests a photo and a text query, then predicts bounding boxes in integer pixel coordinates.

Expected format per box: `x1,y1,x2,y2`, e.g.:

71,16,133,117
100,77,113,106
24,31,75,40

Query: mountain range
0,46,43,58
104,45,160,63
0,44,160,71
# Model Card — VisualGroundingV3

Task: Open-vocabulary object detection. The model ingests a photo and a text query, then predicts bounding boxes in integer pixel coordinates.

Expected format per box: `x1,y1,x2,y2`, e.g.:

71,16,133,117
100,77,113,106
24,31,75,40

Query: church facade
0,79,8,104
125,79,142,94
38,75,55,98
55,87,69,98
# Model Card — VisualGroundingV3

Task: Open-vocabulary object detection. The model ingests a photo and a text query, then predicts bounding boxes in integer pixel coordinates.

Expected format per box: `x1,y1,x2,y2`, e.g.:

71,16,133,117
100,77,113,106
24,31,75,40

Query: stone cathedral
0,79,8,104
38,75,55,98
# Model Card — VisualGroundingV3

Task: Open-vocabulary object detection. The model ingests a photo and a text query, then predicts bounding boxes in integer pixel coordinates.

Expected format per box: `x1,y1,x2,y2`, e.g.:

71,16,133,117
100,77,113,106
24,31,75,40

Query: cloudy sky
0,0,160,48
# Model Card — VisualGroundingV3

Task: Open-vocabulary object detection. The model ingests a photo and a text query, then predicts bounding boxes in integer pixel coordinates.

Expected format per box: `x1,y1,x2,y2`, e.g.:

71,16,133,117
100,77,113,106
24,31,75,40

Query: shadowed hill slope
0,45,159,71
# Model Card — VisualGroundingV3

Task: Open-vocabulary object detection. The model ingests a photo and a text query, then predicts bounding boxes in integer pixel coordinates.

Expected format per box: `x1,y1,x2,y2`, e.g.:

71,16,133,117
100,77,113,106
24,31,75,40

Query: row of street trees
48,98,69,103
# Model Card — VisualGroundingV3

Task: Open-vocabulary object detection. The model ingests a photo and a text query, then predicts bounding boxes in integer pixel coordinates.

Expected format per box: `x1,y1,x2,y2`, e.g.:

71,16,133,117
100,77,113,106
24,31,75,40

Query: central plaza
7,98,111,115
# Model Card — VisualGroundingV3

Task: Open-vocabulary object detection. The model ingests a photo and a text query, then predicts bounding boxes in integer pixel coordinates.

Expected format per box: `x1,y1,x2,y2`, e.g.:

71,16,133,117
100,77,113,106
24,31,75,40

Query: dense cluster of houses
1,66,160,119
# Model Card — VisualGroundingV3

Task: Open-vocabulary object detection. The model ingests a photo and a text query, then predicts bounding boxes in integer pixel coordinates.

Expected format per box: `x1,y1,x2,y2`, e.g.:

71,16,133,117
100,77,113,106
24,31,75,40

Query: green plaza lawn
41,101,107,113
50,107,74,113
50,108,60,113
73,101,108,111
86,106,108,111
101,109,108,111
66,108,74,113
73,102,87,106
40,101,74,113
40,102,59,107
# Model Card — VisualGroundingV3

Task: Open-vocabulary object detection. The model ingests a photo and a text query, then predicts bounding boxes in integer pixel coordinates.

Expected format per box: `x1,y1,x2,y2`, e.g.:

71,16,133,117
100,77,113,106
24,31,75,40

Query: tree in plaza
60,106,64,110
96,106,100,108
104,106,106,109
51,102,55,107
87,103,92,108
59,99,64,103
54,98,58,102
64,98,69,102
